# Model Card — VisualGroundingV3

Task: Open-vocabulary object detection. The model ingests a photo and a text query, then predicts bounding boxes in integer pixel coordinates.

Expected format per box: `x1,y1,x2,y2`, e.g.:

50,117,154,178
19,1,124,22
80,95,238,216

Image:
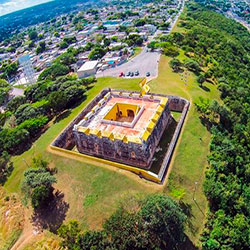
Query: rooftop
75,91,168,144
78,60,99,71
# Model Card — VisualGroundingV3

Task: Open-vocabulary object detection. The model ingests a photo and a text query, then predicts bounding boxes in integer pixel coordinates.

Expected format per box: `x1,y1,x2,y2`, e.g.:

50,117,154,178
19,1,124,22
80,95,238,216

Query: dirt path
11,209,39,250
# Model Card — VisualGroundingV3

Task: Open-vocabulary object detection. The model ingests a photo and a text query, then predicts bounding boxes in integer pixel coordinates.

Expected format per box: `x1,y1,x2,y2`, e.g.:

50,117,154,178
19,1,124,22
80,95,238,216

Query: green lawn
3,17,220,247
4,77,159,231
150,55,220,245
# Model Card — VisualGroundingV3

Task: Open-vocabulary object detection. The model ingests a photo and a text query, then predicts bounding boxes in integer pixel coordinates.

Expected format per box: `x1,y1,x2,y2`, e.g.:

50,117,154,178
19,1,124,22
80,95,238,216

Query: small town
0,0,183,90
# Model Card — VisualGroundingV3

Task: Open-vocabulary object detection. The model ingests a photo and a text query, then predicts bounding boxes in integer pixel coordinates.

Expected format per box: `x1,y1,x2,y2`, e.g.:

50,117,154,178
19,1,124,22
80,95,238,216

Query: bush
185,59,201,74
163,46,179,57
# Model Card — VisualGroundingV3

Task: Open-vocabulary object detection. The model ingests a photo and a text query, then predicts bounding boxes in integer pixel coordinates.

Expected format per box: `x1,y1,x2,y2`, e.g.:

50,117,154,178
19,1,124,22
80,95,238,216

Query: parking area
96,47,161,79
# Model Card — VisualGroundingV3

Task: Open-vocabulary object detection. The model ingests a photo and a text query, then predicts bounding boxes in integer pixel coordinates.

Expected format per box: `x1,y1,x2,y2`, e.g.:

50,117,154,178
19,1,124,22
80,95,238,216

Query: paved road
97,47,161,79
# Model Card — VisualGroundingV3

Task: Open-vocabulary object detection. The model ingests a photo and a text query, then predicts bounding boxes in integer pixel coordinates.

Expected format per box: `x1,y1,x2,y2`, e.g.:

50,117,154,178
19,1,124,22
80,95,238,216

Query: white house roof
78,60,99,72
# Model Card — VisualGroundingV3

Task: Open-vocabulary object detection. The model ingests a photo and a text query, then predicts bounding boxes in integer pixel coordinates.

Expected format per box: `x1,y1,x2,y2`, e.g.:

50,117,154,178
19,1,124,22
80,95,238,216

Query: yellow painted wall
104,103,140,121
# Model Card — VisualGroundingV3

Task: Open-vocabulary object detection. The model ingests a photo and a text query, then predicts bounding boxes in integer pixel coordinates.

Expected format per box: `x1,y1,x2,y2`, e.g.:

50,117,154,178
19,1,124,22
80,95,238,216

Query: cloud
0,0,52,16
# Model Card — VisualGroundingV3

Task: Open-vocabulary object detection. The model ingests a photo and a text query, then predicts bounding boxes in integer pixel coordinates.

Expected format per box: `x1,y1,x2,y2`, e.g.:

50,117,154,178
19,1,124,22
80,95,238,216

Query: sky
0,0,52,16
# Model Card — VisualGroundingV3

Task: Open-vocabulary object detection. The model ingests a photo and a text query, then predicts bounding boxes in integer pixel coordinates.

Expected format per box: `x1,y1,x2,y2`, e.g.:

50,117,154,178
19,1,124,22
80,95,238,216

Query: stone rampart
51,88,190,183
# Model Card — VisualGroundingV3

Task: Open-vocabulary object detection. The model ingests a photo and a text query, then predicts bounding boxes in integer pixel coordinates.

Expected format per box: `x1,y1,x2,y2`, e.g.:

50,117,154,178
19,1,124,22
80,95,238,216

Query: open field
4,55,219,247
2,18,220,249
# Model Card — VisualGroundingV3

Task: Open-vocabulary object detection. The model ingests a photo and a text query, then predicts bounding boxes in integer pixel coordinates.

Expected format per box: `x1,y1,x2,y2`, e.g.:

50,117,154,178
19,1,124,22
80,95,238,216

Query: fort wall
51,88,190,182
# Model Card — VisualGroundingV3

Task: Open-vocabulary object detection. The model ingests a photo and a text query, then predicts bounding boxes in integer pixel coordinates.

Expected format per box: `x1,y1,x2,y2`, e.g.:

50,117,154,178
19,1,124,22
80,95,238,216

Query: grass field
2,16,220,249
150,55,220,244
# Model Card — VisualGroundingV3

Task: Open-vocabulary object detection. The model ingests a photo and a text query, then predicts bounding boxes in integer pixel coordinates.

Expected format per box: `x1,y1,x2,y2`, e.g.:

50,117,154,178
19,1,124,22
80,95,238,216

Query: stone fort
72,89,171,169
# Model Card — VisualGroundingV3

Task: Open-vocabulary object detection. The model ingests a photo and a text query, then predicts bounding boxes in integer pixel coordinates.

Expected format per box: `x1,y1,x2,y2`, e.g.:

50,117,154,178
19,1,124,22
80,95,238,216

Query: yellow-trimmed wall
49,145,161,183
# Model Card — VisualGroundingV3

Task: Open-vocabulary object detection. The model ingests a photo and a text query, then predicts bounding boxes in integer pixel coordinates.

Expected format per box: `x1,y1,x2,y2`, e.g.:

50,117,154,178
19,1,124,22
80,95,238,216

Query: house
77,60,99,78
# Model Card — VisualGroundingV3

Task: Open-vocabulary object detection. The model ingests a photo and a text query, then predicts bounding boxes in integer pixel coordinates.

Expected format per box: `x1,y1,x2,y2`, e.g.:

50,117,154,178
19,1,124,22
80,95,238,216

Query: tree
104,208,152,249
18,116,48,136
197,73,206,87
147,41,157,51
163,46,179,57
15,104,40,125
64,86,85,105
160,22,170,30
0,127,29,154
0,79,11,105
77,231,112,250
169,58,182,72
104,38,111,47
88,47,106,60
58,220,81,249
139,195,187,249
28,30,38,40
134,19,146,27
48,91,67,114
185,59,201,74
54,52,76,66
58,195,186,249
59,41,68,49
22,168,56,190
0,151,13,184
22,162,56,209
36,41,46,54
38,63,69,81
31,185,50,209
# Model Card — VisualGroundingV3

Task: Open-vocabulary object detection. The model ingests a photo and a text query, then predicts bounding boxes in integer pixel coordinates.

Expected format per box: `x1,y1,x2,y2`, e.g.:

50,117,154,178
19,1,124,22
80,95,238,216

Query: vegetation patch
0,188,24,250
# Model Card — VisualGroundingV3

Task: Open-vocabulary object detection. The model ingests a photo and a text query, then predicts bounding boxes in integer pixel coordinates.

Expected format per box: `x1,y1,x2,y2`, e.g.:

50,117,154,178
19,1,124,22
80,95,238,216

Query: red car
119,72,124,77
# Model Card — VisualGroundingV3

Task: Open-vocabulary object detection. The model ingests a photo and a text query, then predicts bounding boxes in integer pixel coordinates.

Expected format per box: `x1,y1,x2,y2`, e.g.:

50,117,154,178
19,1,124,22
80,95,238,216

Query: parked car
146,72,150,77
135,70,139,76
119,72,124,77
131,72,134,77
126,71,131,76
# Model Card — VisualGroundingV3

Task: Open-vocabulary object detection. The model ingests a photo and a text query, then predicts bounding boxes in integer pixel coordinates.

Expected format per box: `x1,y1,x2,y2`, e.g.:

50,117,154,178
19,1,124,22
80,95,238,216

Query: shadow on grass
179,200,198,236
85,83,95,91
150,118,178,174
199,85,210,92
199,116,212,131
54,110,72,124
31,190,69,233
179,236,199,250
178,201,199,250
